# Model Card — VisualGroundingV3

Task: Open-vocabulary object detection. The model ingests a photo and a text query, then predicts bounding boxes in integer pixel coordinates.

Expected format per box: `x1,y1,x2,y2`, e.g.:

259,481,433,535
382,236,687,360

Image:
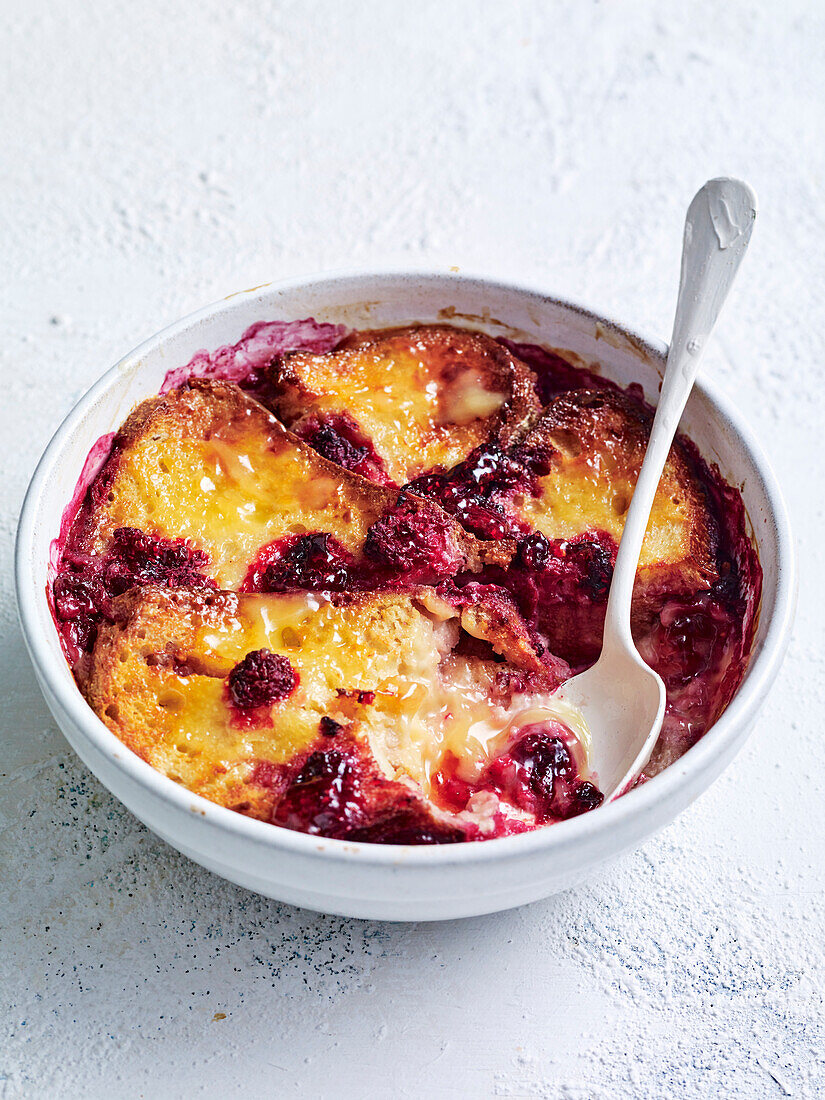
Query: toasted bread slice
85,585,565,833
515,389,717,589
405,387,721,667
270,324,540,485
413,387,718,591
75,379,500,590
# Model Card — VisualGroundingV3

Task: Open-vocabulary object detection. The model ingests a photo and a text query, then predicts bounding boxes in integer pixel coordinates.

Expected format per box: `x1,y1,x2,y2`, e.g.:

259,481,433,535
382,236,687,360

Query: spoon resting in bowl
557,177,757,801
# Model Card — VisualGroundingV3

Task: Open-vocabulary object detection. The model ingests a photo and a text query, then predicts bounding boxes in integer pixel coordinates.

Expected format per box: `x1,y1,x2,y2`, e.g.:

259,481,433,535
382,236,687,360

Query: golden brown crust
83,585,278,815
87,378,391,545
516,388,718,589
80,378,502,586
271,324,541,483
84,584,550,819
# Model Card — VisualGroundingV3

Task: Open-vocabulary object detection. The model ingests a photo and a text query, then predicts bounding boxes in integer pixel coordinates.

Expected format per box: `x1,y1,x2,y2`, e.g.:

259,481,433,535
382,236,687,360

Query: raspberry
516,532,551,570
243,533,357,593
571,782,603,812
295,412,395,487
504,726,604,820
52,528,213,660
272,739,464,843
53,572,99,621
101,527,212,596
565,537,614,599
441,721,604,824
306,421,368,470
319,716,343,737
227,650,298,709
404,442,543,541
363,493,461,580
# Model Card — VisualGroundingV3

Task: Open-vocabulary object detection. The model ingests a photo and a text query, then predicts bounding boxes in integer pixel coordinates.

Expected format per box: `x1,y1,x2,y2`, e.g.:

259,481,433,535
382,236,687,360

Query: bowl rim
15,267,797,868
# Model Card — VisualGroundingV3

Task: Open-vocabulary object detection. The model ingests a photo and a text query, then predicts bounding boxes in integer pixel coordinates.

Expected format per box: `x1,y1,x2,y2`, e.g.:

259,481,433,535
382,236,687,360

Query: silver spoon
557,177,757,800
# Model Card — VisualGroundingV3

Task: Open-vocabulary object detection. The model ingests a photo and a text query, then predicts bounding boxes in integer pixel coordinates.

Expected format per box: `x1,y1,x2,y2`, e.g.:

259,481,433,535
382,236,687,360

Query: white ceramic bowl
15,271,796,921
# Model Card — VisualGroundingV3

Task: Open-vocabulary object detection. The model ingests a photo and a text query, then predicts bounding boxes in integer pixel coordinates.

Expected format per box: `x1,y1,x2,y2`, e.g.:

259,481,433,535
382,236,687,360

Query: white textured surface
2,1,823,1096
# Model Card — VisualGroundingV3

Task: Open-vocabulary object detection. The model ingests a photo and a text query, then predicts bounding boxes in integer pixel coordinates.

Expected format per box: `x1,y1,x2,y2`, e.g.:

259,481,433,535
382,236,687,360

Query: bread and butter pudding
50,319,761,843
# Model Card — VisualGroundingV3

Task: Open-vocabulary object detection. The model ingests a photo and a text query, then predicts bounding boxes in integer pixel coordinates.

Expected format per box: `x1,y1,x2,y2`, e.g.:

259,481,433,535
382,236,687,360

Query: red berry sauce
159,318,347,395
431,720,604,829
405,440,554,541
499,337,641,404
258,727,465,844
481,529,619,669
53,527,214,665
293,412,395,487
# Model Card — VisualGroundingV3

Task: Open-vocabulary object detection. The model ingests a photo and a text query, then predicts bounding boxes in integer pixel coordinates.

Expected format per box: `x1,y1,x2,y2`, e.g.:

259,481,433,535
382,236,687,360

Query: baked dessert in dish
51,319,761,842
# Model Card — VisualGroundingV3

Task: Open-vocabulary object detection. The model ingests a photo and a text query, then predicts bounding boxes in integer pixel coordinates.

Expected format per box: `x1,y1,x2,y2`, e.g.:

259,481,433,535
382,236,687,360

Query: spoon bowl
558,633,665,802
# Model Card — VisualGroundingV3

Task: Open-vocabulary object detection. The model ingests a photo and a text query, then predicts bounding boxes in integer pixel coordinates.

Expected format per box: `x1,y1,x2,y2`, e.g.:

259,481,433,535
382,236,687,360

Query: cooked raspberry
272,739,464,843
443,497,512,541
404,443,539,541
485,723,604,822
51,572,101,654
319,716,343,737
243,533,357,593
295,747,349,784
309,421,367,469
53,572,99,621
402,471,445,498
510,440,556,478
106,527,210,589
52,528,213,659
431,723,603,824
565,537,614,599
516,531,550,570
407,471,512,538
464,444,523,492
227,650,298,709
429,752,475,813
294,412,395,487
363,493,462,580
272,744,367,836
571,781,603,812
509,729,572,788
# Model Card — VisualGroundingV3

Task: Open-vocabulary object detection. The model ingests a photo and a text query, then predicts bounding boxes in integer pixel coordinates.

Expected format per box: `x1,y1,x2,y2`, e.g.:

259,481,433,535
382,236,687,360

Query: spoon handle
603,178,757,642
